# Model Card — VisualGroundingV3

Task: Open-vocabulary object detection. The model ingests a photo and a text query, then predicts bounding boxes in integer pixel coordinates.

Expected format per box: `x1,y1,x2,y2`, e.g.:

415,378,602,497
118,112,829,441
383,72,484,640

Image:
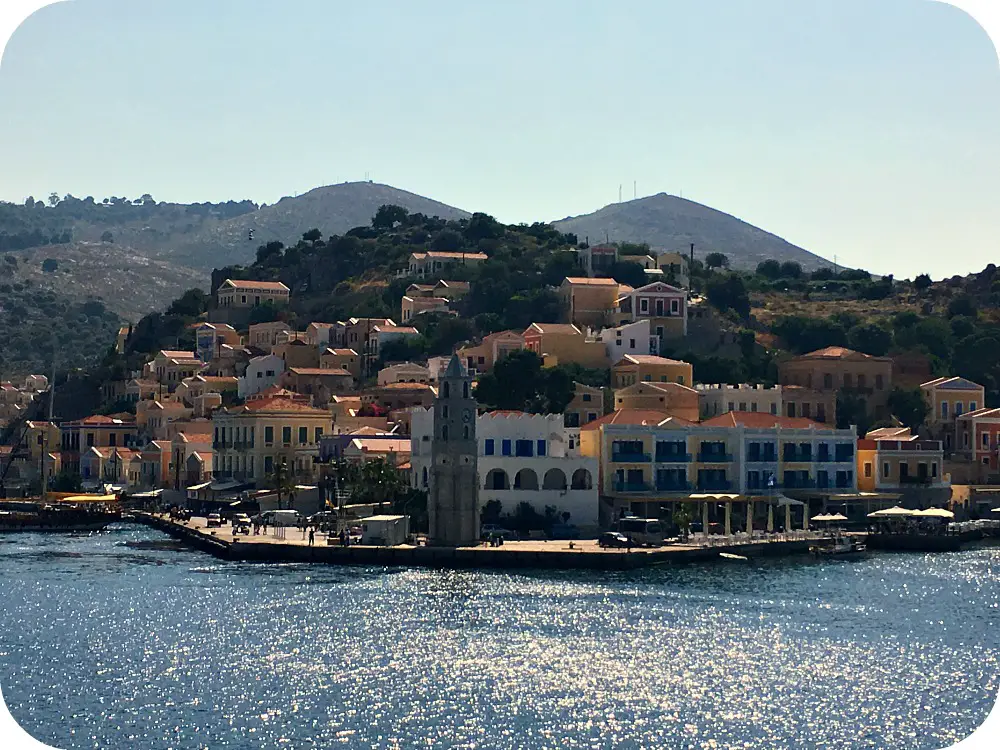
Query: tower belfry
428,354,480,546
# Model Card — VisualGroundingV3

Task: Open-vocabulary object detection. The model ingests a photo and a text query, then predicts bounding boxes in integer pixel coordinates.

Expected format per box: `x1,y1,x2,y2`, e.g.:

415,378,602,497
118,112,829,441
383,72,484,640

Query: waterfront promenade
132,513,831,570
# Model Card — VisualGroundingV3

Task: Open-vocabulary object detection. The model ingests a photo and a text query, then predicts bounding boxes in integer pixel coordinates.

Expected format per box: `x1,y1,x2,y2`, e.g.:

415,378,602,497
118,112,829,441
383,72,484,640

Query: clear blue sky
0,0,997,278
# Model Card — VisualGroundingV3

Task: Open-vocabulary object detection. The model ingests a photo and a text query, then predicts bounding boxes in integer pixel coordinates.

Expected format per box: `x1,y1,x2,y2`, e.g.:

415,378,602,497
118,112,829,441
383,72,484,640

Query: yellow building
857,428,948,497
248,321,292,353
778,346,893,420
24,421,61,461
920,376,985,451
563,382,607,429
522,323,610,369
559,277,621,328
212,394,333,484
148,350,204,388
612,355,693,389
216,279,290,309
457,330,526,376
613,382,700,423
321,348,362,379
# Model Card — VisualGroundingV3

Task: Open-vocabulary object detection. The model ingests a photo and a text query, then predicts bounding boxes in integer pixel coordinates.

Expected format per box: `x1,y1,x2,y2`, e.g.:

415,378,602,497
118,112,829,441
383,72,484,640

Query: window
932,463,938,477
264,456,273,474
582,394,591,402
443,406,449,419
857,374,866,389
801,403,811,418
984,433,990,449
822,373,832,389
843,373,852,388
875,374,884,390
985,457,991,466
739,403,747,412
671,299,679,313
443,382,450,399
942,402,949,419
971,401,978,412
515,440,533,457
502,439,512,456
109,434,116,447
864,462,872,478
883,462,890,479
282,426,292,445
629,338,636,348
955,402,964,417
464,426,470,440
315,427,323,442
485,439,495,456
298,426,308,444
728,402,735,412
751,403,758,412
588,412,598,422
640,299,648,313
442,425,449,441
537,440,546,457
86,433,94,447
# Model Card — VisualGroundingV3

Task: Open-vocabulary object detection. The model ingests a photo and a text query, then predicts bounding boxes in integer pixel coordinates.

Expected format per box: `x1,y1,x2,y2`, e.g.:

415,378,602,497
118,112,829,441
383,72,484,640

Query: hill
148,182,471,270
553,193,831,272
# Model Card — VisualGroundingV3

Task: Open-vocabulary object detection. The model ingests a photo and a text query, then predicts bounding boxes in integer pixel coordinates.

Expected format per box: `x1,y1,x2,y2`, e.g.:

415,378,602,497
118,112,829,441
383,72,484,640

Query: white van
258,510,301,527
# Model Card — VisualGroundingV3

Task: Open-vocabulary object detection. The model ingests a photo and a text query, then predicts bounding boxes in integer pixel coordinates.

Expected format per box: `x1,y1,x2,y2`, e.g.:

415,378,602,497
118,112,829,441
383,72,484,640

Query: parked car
232,513,252,533
598,531,632,549
206,513,222,528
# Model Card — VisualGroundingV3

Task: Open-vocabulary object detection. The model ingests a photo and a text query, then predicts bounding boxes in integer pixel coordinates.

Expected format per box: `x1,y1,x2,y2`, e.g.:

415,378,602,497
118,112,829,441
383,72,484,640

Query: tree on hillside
888,387,929,430
302,228,323,245
100,231,114,243
704,252,729,270
608,261,647,288
756,260,782,279
847,323,893,357
706,274,750,319
772,315,848,354
474,350,575,414
779,261,803,279
372,204,409,230
41,258,58,273
947,294,977,319
48,192,60,207
913,274,932,291
463,212,504,242
836,391,870,435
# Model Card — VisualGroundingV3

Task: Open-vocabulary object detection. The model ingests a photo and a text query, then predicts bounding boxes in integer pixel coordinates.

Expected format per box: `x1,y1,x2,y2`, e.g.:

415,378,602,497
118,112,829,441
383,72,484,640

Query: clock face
463,409,472,423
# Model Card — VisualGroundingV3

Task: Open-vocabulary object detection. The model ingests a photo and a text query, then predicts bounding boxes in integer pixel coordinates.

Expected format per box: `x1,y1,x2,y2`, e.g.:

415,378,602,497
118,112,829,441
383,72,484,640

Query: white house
237,354,286,398
410,409,599,531
598,319,659,364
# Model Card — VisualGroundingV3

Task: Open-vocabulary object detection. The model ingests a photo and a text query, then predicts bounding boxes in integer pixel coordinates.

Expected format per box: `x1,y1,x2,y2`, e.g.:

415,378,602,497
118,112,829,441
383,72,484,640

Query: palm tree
360,458,403,513
268,456,296,510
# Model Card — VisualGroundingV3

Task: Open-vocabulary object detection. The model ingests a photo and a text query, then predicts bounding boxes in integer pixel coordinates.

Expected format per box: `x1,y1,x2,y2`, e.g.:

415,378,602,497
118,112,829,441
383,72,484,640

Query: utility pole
40,358,56,503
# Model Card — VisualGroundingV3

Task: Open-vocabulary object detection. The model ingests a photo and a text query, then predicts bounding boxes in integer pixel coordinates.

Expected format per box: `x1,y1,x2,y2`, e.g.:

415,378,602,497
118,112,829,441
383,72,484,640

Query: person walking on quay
308,528,315,546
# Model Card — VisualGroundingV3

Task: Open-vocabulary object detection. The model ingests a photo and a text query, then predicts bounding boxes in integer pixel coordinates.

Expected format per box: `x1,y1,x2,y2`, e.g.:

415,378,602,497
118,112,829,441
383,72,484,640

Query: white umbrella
867,506,915,518
811,514,835,522
912,508,955,519
826,513,849,522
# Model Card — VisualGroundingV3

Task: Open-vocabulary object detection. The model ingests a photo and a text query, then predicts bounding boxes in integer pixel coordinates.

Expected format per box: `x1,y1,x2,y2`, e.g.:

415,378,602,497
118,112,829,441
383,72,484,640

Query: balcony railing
782,479,818,490
655,452,692,463
746,455,778,464
697,453,733,463
655,482,692,492
696,481,732,492
612,481,653,493
783,452,814,463
612,452,652,464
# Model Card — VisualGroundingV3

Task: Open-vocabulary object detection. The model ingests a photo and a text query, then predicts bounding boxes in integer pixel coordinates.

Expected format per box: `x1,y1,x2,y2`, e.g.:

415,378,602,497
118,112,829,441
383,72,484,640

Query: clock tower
428,354,480,546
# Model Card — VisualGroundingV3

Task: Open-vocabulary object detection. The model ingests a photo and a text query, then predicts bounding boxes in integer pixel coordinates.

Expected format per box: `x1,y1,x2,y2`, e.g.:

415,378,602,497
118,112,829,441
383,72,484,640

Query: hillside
553,194,831,272
143,182,471,270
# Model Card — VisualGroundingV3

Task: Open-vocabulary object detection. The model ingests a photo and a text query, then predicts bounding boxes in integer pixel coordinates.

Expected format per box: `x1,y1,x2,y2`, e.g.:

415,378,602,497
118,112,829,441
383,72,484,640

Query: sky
0,0,998,279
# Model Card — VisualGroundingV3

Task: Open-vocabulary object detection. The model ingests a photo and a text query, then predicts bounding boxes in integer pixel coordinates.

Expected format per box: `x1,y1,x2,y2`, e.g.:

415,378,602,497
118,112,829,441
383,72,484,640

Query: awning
59,494,117,504
186,481,211,491
912,508,955,519
688,493,742,502
868,506,915,518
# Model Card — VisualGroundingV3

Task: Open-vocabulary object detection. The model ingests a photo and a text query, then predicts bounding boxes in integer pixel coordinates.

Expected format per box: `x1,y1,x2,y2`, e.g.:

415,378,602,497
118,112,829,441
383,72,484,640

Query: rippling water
1,524,998,749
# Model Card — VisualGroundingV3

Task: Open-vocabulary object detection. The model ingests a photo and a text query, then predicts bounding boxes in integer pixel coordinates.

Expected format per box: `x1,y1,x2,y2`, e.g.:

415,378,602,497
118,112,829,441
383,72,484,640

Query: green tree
372,204,409,230
474,350,574,414
267,456,296,510
302,228,323,244
947,294,977,319
756,260,782,279
41,258,58,273
847,322,893,356
704,252,729,270
672,502,695,541
836,390,870,435
706,274,750,319
607,260,648,288
359,458,405,513
887,387,930,429
913,274,932,291
100,230,114,243
779,261,803,279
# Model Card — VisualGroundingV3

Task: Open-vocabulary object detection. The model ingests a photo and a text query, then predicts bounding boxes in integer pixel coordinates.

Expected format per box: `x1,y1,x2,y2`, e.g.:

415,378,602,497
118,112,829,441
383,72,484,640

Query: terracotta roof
221,279,289,291
580,409,674,431
485,410,527,417
349,426,392,436
242,396,329,414
423,251,488,261
348,438,411,454
865,427,913,440
435,280,471,290
374,325,420,334
799,346,879,361
324,348,359,356
701,412,822,429
957,407,1000,421
379,382,434,391
525,323,582,335
288,367,353,376
158,350,196,360
920,376,984,391
76,415,136,426
563,277,619,286
618,354,690,366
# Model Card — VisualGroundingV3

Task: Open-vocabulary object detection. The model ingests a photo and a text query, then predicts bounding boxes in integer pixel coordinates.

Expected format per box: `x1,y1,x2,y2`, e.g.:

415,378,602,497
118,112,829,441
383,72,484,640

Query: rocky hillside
553,193,832,271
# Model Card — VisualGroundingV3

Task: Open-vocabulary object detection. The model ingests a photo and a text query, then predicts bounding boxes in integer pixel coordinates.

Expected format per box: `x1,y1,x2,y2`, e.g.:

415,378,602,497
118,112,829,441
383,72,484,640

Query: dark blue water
0,524,998,749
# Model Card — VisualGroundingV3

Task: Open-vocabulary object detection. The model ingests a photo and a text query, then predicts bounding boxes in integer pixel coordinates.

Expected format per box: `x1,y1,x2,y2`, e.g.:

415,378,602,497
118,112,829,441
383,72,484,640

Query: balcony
612,452,652,464
746,454,777,464
697,453,733,463
782,479,818,490
655,452,692,463
783,452,814,463
655,481,692,492
612,481,653,494
696,481,732,492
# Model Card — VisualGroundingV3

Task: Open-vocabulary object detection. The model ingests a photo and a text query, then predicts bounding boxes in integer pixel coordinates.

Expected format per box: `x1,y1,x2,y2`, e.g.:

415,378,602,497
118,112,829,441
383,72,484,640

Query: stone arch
485,468,509,490
571,468,593,490
514,468,539,491
542,468,567,490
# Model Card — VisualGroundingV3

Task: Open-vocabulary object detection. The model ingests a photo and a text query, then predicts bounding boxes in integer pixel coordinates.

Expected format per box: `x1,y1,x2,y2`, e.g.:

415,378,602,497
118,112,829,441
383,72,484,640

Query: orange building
522,323,609,369
612,355,693,389
612,382,700,422
778,347,893,420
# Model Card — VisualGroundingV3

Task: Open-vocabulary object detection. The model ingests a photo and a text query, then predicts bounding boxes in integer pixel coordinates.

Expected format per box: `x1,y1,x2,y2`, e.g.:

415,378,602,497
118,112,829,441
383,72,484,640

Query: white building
410,409,599,531
697,384,783,420
237,354,286,398
598,319,659,364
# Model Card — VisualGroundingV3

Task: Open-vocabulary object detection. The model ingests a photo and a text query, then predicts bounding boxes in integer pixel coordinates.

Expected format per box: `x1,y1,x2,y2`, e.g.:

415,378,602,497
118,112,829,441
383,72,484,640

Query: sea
0,523,998,750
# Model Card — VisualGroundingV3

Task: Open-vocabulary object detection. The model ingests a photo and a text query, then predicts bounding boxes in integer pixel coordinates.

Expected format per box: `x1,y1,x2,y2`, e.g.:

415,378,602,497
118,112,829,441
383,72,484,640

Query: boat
809,534,867,557
719,552,749,561
0,501,120,533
